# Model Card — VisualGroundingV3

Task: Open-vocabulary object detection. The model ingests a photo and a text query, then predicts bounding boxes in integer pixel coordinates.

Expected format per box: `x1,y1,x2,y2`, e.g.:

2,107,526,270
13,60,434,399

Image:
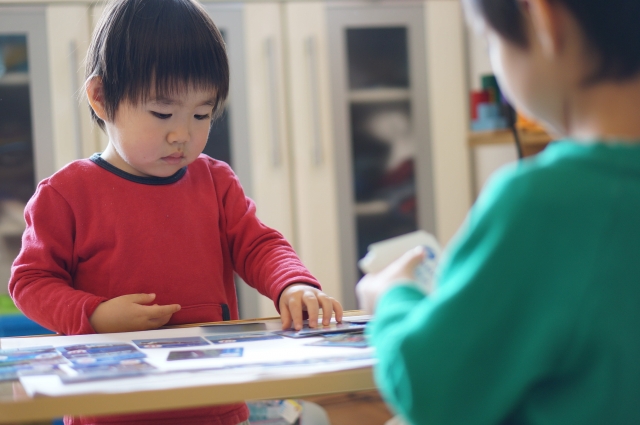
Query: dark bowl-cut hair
466,0,640,83
86,0,229,130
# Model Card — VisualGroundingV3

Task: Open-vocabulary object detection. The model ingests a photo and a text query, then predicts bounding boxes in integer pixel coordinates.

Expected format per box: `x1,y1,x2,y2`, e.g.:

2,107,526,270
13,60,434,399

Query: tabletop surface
0,311,376,424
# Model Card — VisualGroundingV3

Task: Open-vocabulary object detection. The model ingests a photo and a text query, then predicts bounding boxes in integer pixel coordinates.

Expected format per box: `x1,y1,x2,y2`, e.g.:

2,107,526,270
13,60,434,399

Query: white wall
425,0,473,245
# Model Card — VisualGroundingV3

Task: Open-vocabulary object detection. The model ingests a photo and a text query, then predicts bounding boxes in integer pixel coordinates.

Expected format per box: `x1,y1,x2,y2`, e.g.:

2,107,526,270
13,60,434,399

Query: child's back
356,0,640,423
381,140,640,424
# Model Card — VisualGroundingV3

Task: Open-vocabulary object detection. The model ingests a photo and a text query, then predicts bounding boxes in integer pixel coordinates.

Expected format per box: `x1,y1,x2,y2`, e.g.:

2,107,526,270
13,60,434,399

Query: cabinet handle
305,36,323,166
69,40,83,159
265,37,282,167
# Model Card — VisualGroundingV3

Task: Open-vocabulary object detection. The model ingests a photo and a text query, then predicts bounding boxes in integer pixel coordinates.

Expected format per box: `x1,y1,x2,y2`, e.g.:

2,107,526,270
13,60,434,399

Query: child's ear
526,0,564,58
86,76,109,122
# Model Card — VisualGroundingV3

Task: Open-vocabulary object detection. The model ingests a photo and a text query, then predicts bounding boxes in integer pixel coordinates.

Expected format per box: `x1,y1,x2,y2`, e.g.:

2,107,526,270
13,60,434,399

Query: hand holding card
356,231,441,314
358,230,441,291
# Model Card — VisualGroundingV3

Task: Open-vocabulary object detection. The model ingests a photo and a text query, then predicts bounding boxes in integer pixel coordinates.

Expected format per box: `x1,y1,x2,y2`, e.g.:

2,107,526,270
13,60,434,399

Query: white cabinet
202,3,294,318
327,2,436,308
327,0,471,309
0,5,92,293
203,0,471,313
203,2,344,316
284,3,342,308
0,1,471,313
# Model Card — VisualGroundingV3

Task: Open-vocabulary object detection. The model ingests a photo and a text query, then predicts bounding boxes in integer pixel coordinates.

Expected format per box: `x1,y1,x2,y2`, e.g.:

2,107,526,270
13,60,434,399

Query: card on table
62,358,157,384
274,322,366,338
341,316,372,325
0,346,66,368
132,337,210,349
166,347,243,361
0,364,64,382
0,346,69,382
306,333,368,348
206,332,283,345
58,343,146,365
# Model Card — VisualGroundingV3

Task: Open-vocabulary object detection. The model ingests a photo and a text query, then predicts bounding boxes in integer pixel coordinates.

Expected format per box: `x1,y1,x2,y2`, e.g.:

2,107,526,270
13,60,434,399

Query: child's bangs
105,0,229,116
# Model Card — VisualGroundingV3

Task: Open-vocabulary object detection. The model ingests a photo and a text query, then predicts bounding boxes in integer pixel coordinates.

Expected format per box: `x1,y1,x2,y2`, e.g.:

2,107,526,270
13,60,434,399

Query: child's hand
356,246,425,314
279,284,343,331
89,293,181,333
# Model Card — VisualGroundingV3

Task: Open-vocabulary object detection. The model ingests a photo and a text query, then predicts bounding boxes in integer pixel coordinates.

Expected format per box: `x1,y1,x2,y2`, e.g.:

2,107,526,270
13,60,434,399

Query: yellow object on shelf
516,113,546,133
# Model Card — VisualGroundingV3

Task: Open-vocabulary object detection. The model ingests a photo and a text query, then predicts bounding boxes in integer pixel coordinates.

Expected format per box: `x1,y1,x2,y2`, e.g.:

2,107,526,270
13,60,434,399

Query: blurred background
0,0,549,321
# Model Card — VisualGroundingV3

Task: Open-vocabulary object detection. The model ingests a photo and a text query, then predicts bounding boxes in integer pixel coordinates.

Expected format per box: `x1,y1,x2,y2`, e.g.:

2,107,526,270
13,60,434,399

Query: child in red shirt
9,0,342,424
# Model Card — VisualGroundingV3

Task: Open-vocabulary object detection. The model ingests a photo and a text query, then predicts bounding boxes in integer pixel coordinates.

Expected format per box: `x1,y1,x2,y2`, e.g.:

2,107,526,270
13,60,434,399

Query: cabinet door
327,2,435,309
185,3,295,319
0,7,55,184
284,2,342,305
242,2,294,237
0,7,54,293
203,3,266,320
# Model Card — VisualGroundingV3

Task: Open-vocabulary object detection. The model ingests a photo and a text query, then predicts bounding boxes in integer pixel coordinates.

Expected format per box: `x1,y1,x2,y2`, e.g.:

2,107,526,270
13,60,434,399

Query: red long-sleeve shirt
9,153,320,425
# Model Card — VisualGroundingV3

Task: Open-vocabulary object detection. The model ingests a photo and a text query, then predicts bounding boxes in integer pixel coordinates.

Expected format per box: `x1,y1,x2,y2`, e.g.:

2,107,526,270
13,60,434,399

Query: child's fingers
145,315,173,329
145,303,181,319
288,298,305,331
397,246,426,272
124,293,157,305
332,298,344,324
303,293,320,328
382,246,426,282
318,295,334,326
280,305,292,330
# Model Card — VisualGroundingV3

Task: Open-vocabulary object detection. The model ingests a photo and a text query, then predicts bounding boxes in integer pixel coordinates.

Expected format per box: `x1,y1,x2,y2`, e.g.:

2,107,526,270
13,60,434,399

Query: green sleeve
368,166,593,425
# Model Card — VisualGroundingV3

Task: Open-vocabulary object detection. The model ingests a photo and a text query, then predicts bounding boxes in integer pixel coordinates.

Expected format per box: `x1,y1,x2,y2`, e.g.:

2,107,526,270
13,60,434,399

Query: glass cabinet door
0,7,56,295
329,3,434,308
0,35,33,290
347,27,417,261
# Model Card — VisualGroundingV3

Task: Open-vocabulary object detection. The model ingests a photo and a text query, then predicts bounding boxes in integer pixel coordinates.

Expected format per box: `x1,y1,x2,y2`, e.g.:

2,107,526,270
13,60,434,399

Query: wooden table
0,313,376,424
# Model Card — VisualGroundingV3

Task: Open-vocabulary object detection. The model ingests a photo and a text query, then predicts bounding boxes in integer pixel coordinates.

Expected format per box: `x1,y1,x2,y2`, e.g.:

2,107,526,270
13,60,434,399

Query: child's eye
195,114,211,121
151,111,172,119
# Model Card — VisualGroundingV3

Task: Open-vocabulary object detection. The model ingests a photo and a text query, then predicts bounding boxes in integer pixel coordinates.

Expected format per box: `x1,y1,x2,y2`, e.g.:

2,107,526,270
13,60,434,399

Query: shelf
468,129,552,148
349,88,410,104
354,200,390,216
0,72,29,87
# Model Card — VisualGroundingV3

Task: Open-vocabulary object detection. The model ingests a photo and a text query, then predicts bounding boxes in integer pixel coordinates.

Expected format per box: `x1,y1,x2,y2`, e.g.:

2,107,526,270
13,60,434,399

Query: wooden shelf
468,129,552,148
0,72,29,87
349,88,411,104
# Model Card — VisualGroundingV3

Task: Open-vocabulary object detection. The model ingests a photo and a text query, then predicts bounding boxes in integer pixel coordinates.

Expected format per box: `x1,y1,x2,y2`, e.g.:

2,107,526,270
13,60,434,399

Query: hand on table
356,246,425,314
89,293,181,333
279,284,343,330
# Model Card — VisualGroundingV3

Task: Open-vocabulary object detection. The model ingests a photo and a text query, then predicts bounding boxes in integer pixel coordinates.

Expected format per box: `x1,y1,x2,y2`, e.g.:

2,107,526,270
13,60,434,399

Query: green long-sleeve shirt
369,141,640,425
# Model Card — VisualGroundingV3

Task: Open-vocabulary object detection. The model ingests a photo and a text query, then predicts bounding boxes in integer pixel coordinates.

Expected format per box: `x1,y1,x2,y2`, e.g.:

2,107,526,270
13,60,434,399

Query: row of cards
0,330,367,383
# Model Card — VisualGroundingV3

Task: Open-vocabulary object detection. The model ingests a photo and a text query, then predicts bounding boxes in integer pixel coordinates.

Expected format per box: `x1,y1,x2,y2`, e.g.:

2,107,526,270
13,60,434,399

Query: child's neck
567,73,640,143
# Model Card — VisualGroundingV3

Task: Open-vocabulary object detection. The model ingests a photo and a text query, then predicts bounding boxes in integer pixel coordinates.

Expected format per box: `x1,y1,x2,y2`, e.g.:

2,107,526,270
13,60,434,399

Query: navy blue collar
90,153,186,185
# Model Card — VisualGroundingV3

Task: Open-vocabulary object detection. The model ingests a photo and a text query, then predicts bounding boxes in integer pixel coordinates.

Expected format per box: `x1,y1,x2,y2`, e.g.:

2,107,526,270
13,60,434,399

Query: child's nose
168,121,190,144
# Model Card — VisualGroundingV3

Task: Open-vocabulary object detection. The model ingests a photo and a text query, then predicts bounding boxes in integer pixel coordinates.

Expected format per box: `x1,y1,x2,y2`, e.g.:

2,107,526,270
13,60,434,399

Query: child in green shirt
357,1,640,424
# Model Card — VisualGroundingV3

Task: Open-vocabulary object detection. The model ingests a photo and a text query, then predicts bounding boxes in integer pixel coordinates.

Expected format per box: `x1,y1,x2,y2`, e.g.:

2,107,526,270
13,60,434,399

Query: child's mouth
162,153,184,164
